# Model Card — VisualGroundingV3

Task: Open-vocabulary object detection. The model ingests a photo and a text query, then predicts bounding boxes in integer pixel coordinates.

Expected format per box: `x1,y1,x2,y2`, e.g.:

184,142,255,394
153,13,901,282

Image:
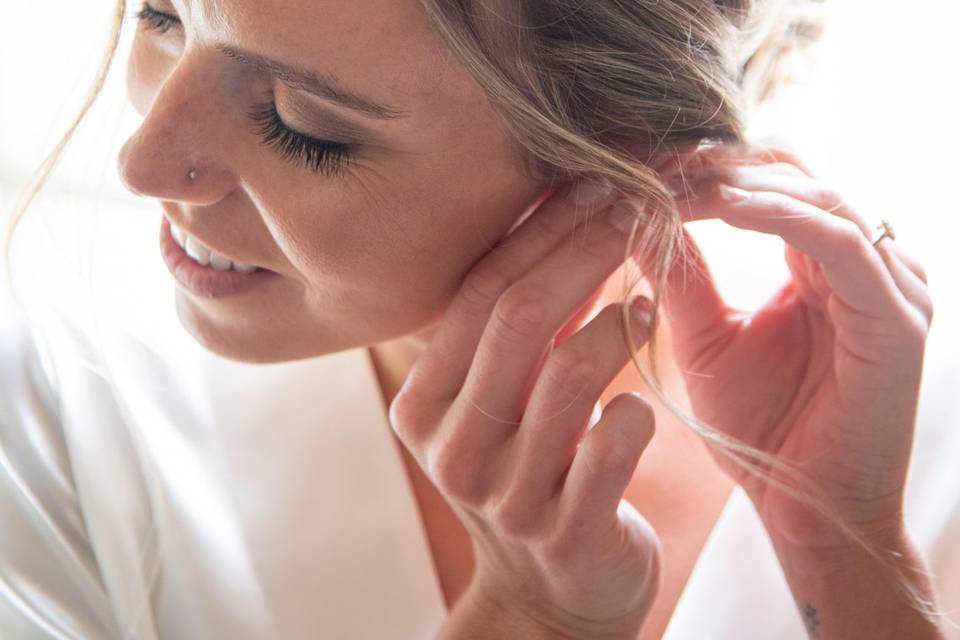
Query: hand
650,141,933,551
389,180,663,639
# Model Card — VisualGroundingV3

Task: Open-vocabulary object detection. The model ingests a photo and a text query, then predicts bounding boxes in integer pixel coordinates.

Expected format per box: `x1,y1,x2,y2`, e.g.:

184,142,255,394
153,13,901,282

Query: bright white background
1,1,959,628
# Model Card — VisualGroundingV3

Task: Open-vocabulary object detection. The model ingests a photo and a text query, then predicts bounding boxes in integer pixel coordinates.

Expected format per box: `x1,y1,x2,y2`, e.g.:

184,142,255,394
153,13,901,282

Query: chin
173,288,349,364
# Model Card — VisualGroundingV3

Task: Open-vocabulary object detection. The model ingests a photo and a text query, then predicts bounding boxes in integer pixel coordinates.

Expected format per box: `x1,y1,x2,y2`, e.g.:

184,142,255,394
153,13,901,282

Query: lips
159,216,279,299
165,216,259,273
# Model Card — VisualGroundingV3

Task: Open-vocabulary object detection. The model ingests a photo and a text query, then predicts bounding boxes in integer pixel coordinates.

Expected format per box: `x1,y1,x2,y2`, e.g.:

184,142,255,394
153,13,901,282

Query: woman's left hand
646,141,934,552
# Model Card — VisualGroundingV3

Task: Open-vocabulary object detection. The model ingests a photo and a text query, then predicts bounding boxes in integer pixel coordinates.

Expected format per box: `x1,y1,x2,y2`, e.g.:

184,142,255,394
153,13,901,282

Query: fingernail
569,178,615,210
607,198,647,234
627,293,654,330
717,183,751,202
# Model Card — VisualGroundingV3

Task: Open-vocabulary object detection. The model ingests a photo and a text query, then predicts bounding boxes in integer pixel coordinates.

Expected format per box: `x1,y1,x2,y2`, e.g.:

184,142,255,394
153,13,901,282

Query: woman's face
117,0,550,363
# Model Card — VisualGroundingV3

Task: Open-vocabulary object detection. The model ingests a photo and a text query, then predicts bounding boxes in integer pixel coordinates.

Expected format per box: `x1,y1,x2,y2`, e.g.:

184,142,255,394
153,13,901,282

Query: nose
116,47,238,206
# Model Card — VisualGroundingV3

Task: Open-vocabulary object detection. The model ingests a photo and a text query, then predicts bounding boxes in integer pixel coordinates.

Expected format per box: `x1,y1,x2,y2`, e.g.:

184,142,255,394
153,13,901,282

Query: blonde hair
2,0,949,631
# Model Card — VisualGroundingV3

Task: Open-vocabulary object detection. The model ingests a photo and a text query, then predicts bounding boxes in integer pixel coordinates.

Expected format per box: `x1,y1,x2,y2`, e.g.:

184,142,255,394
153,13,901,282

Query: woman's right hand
388,179,662,639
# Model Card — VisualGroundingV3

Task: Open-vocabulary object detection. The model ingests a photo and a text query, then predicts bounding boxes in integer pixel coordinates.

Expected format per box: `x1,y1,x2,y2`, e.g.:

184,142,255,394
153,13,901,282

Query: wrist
764,522,947,639
744,482,909,565
766,512,911,575
440,582,639,640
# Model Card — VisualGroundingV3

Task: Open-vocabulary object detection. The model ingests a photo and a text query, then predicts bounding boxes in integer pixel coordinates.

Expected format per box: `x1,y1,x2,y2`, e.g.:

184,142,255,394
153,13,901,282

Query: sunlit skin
117,0,548,365
116,1,943,636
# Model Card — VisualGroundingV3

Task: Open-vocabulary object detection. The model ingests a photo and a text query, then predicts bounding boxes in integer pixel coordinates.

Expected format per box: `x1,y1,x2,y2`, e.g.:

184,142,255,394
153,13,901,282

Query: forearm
768,526,946,639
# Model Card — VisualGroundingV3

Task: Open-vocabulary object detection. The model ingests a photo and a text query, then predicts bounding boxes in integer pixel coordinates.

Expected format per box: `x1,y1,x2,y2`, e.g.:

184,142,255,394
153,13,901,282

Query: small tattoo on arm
802,602,821,638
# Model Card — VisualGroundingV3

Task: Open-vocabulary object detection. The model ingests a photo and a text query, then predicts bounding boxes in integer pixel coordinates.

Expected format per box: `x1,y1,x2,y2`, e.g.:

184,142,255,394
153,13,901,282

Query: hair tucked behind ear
1,0,948,629
418,0,946,625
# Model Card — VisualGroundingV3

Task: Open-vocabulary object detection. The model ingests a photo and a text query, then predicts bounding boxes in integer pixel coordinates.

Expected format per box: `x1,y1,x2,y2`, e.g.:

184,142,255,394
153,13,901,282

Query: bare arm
768,525,946,640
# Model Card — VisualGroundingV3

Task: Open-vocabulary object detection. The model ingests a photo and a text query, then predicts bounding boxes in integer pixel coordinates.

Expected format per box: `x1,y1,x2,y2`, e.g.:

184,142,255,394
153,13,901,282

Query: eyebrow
214,43,409,121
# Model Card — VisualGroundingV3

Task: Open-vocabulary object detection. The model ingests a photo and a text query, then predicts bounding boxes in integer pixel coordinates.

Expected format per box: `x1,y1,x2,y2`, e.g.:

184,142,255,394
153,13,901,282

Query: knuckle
895,246,929,284
902,308,931,345
491,285,551,344
772,161,806,178
540,527,582,568
528,200,571,237
709,164,738,184
923,294,934,326
831,218,870,260
388,380,442,448
589,434,639,477
581,231,618,261
765,142,806,169
780,193,816,219
911,290,934,329
387,391,422,444
634,516,665,591
490,494,541,541
461,260,512,309
542,349,598,402
811,183,849,214
427,440,485,507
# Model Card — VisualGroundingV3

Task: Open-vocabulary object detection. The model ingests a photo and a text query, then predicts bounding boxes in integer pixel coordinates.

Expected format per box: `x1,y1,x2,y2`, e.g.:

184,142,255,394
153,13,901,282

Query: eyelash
132,2,352,178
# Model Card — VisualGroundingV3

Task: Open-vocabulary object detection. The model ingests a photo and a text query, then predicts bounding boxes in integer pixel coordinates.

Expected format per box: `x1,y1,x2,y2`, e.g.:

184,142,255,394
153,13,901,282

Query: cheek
268,195,472,312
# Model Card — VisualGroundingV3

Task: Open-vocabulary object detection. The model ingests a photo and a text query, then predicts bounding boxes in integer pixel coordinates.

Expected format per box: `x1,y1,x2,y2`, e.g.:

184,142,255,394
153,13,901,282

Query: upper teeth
170,222,258,273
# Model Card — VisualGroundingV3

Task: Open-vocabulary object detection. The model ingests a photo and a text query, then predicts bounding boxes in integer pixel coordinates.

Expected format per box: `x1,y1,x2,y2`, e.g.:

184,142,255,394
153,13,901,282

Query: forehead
184,0,483,118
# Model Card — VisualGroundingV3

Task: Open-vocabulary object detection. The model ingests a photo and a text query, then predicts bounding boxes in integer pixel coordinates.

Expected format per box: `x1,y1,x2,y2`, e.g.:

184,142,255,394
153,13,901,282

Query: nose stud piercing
187,168,198,181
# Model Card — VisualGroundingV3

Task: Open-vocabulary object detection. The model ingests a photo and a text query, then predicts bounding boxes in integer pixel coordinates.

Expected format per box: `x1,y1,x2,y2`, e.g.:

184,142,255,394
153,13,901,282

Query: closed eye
131,2,354,177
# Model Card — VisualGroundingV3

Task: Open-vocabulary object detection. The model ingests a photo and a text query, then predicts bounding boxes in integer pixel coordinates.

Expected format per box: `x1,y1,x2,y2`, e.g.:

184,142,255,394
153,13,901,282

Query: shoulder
0,308,61,427
0,309,120,637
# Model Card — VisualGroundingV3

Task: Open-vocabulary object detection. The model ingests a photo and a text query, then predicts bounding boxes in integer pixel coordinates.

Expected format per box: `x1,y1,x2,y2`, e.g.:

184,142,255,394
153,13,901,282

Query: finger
554,282,607,348
502,296,654,512
872,239,934,328
451,198,652,451
736,135,820,177
401,179,619,411
887,243,928,285
558,392,656,542
632,224,733,357
658,139,819,195
783,244,828,313
676,183,906,319
709,168,933,324
726,141,930,324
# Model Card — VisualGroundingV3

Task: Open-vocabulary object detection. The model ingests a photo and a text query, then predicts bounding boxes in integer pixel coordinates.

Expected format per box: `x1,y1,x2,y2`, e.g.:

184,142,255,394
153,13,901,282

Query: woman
0,0,951,638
